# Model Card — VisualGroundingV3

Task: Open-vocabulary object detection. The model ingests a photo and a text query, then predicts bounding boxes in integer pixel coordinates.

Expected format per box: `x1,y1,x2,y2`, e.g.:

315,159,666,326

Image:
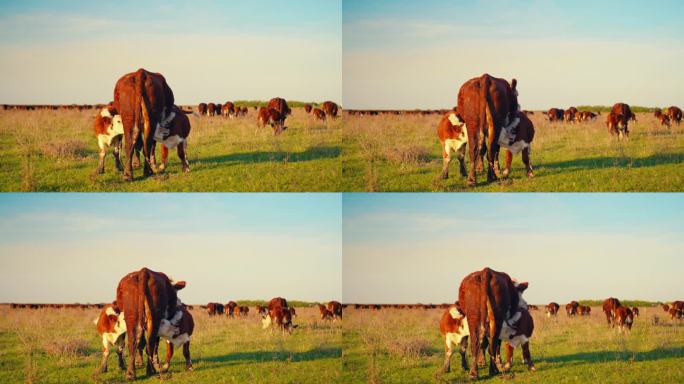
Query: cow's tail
481,75,496,142
481,268,497,342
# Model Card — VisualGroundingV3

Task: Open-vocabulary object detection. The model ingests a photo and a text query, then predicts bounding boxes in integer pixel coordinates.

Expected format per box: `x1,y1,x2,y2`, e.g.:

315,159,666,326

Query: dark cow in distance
328,301,343,320
547,108,564,122
453,74,519,186
115,268,184,380
546,302,560,317
222,101,235,117
318,303,333,320
658,114,671,127
457,267,528,379
631,307,639,317
257,107,287,135
206,302,224,316
322,101,339,118
267,97,291,118
113,68,175,181
198,103,207,116
666,106,682,125
606,103,633,139
312,107,326,121
614,306,634,332
207,103,217,116
565,301,579,316
602,297,621,326
262,297,296,334
304,104,312,113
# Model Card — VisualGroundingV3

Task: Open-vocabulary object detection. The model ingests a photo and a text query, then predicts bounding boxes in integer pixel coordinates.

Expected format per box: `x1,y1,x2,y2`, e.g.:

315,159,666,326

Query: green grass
341,113,684,191
0,108,341,191
0,306,341,384
342,306,684,383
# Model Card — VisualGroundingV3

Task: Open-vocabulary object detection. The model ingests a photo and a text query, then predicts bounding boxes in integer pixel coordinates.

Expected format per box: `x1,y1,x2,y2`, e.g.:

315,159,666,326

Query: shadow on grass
538,153,684,172
199,146,341,165
544,346,684,366
200,347,342,366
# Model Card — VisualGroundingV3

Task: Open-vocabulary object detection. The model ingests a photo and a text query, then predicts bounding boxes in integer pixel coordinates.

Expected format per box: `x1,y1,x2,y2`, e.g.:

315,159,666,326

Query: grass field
0,108,341,191
342,306,684,383
0,306,341,384
342,113,684,191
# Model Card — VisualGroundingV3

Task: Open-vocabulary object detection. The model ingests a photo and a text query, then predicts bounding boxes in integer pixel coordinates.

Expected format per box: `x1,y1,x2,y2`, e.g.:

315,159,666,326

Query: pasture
0,108,341,192
0,305,341,384
342,306,684,383
342,112,684,191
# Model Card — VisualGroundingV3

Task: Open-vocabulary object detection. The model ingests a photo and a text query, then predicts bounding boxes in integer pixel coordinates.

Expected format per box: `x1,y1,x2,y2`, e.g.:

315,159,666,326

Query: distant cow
113,68,175,180
457,267,528,379
257,107,287,135
207,103,217,116
454,74,519,186
256,305,267,315
606,103,633,139
547,108,564,122
114,268,185,380
304,104,312,113
602,297,622,326
564,107,577,123
565,301,579,316
318,303,333,320
225,301,238,317
222,102,235,117
267,97,291,118
328,301,342,320
198,103,207,116
322,101,339,118
312,107,326,121
207,302,224,316
546,302,560,317
262,297,296,334
666,106,682,125
658,114,671,127
631,307,639,317
614,306,634,332
577,305,591,316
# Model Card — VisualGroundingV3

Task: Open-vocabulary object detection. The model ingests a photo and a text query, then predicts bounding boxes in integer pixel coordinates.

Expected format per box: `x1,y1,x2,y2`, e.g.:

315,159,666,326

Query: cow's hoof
527,172,534,178
468,373,478,381
123,175,133,182
502,170,510,178
528,365,536,372
182,166,190,173
96,168,104,175
186,365,193,371
125,372,136,381
440,172,448,180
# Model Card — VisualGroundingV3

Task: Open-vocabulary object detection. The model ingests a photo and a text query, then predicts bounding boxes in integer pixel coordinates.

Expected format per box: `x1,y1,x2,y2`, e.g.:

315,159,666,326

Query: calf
631,307,639,317
439,305,470,373
318,303,334,320
262,306,297,334
328,301,343,320
546,302,560,317
602,297,621,326
94,105,126,174
257,107,287,135
614,306,633,332
94,304,128,373
160,305,194,372
155,105,191,173
658,114,671,127
312,107,326,121
497,110,534,178
500,307,535,372
565,301,579,316
438,111,468,180
304,104,312,113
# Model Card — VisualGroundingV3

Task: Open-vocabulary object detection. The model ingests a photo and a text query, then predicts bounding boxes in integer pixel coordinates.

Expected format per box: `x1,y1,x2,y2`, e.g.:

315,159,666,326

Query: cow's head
273,121,287,135
283,308,297,334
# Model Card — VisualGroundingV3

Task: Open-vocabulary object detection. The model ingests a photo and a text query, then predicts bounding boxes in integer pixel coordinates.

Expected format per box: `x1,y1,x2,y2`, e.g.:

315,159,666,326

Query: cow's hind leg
159,145,169,172
467,139,478,187
441,145,451,179
183,341,193,371
163,341,173,372
522,342,535,371
113,136,123,172
459,336,469,372
502,150,513,178
442,341,453,373
503,343,514,372
522,147,533,178
457,143,467,177
178,141,190,173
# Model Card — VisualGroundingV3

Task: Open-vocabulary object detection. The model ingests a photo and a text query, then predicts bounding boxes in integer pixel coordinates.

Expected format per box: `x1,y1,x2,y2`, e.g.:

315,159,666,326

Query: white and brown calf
94,106,126,174
94,304,128,373
439,305,470,373
153,105,191,173
438,112,469,179
261,306,297,335
496,111,534,178
499,307,536,371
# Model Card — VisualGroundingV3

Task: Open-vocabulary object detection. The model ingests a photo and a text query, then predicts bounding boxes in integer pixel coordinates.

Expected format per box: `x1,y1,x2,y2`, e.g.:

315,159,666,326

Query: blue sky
0,193,341,303
0,0,341,104
343,193,684,304
343,0,684,109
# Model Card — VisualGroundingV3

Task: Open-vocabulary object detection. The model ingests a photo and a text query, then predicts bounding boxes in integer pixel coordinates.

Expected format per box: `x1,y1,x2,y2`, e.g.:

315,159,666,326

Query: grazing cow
257,107,287,135
666,106,682,125
457,268,528,379
602,297,622,326
207,103,217,116
157,105,191,173
318,303,333,320
207,302,224,316
267,97,291,117
662,304,670,312
499,110,535,179
114,268,185,380
669,307,683,320
113,68,175,180
225,301,238,317
328,301,342,320
198,103,207,116
500,307,535,372
322,101,339,118
222,102,235,117
95,304,128,373
614,306,633,332
547,108,564,122
440,304,470,373
606,103,632,139
239,306,249,316
312,107,326,121
256,305,267,315
577,305,591,316
262,297,296,334
565,301,579,316
160,304,194,372
438,111,469,180
304,104,312,113
453,74,520,186
632,307,639,317
546,302,560,317
658,114,672,127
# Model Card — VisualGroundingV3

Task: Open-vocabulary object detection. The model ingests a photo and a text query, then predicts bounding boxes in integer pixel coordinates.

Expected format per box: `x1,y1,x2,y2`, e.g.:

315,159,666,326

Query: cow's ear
517,282,529,292
173,281,186,291
511,79,517,91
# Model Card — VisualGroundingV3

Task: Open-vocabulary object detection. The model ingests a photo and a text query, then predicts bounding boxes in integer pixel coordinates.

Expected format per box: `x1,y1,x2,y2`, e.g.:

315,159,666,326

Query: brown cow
577,305,591,316
318,303,333,320
267,97,291,117
614,306,634,332
547,108,564,122
262,297,296,334
659,114,672,127
113,68,175,180
453,74,519,186
602,297,622,326
114,268,185,380
631,307,639,317
222,102,235,117
457,268,527,379
322,101,339,118
499,110,534,178
546,302,560,317
161,304,194,372
94,304,128,373
207,302,224,316
438,110,469,179
157,105,191,173
328,301,342,320
256,305,267,315
440,304,470,373
606,103,632,139
666,106,682,125
312,107,326,121
500,307,535,372
304,104,312,113
207,103,217,116
198,103,207,116
257,107,287,135
94,104,130,174
225,301,238,317
565,301,579,316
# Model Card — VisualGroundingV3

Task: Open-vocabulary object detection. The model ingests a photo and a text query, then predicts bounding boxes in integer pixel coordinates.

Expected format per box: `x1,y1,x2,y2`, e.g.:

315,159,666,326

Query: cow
207,103,217,116
312,107,326,121
602,297,622,326
267,97,291,118
438,111,469,180
222,102,235,117
94,104,129,174
614,306,633,332
453,74,520,186
547,108,564,122
563,108,576,123
157,105,191,173
304,104,312,113
500,307,535,372
439,304,470,373
328,301,343,320
565,301,579,316
239,306,249,316
546,302,560,317
256,305,267,316
666,106,682,125
257,107,287,135
322,101,339,118
94,304,128,373
113,69,175,181
659,114,671,127
114,268,185,380
160,304,194,372
669,307,683,320
262,297,296,334
606,103,632,139
207,302,224,316
632,307,639,317
198,103,207,116
457,267,528,379
318,303,334,320
225,301,238,317
577,305,591,316
662,304,670,313
499,110,535,179
654,108,662,118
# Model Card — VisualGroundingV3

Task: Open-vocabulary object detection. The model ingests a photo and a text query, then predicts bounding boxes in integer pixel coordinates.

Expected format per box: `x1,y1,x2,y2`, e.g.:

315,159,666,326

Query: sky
0,193,342,304
0,0,342,104
343,193,684,304
343,0,684,110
